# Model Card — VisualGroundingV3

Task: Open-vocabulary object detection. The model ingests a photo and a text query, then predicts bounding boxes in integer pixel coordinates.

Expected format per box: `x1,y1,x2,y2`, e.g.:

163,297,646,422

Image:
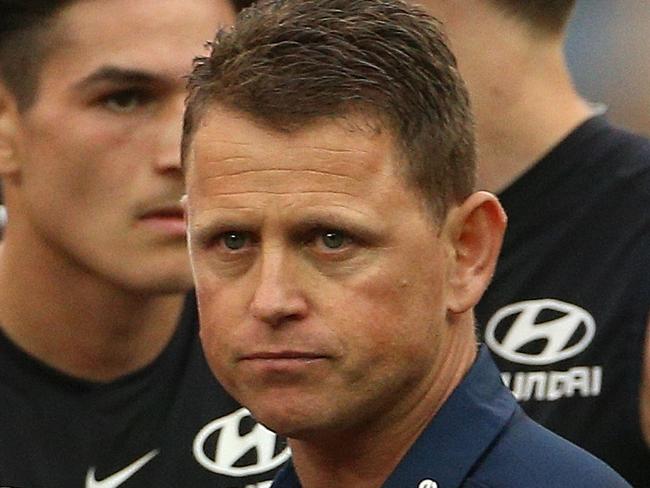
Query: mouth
141,205,184,218
241,351,328,361
138,205,186,236
239,351,330,373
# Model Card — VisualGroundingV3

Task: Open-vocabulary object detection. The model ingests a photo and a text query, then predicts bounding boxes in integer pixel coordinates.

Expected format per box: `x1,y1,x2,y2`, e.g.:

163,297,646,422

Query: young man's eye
101,89,151,113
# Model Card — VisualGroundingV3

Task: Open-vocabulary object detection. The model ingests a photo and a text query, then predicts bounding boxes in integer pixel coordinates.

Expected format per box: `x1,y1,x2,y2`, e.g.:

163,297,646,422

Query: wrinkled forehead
190,106,400,172
184,106,410,209
183,100,400,168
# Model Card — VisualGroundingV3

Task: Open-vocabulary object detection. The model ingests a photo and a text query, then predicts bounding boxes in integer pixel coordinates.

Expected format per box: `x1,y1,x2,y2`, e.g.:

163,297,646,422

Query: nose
153,96,184,174
249,248,309,327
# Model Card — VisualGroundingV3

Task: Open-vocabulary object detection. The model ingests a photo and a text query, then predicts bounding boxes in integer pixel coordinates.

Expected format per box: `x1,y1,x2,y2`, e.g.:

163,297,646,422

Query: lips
140,206,184,220
241,351,328,361
138,205,186,236
239,351,331,371
237,350,331,379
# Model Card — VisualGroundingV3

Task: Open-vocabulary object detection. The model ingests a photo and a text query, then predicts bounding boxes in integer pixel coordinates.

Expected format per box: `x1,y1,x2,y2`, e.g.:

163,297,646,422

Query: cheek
197,294,232,383
24,116,136,201
329,264,446,362
72,121,148,191
195,273,246,358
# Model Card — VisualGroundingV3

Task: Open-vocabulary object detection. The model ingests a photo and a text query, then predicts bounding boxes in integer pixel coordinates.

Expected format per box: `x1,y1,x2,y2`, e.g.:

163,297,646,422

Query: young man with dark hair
0,1,285,486
410,0,650,485
182,1,630,486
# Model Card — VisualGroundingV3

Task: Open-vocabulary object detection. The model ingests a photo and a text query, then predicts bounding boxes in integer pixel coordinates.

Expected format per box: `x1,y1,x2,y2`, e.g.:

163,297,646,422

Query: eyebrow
73,66,166,90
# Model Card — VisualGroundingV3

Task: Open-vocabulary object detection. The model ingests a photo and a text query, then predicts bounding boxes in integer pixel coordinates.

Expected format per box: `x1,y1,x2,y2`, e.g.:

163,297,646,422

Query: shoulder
467,409,631,487
588,121,650,189
583,117,650,164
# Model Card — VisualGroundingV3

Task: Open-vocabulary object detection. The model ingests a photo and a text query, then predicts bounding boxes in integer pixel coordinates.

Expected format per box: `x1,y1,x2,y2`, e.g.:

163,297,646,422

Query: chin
91,251,193,294
249,411,311,439
246,399,336,440
118,271,194,295
217,375,341,439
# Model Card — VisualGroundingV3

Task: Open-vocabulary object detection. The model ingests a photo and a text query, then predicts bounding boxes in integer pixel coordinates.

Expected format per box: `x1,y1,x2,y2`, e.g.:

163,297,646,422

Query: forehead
187,109,404,197
45,0,234,80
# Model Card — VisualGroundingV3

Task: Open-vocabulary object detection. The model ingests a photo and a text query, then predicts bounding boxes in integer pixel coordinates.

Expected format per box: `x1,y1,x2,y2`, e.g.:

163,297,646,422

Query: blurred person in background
0,0,285,487
410,0,650,485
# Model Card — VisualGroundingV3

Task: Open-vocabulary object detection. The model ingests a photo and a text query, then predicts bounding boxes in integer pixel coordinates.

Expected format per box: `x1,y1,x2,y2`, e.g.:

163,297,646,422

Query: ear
443,191,506,314
0,82,22,175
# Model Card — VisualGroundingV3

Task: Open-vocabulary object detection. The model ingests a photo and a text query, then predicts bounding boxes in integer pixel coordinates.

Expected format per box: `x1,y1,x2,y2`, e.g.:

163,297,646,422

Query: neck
473,44,593,192
0,225,186,382
289,324,477,488
443,6,594,192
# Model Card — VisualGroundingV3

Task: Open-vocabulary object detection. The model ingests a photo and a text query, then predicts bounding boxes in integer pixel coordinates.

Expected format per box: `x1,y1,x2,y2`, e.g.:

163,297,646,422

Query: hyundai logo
484,299,596,365
193,408,291,477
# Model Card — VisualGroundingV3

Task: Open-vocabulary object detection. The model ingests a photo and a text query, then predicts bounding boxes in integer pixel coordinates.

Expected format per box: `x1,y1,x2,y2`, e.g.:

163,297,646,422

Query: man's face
7,0,234,292
187,109,458,438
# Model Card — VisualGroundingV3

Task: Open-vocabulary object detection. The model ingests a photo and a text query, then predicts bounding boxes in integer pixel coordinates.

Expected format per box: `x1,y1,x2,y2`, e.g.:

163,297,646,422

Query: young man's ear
0,82,22,175
443,191,506,314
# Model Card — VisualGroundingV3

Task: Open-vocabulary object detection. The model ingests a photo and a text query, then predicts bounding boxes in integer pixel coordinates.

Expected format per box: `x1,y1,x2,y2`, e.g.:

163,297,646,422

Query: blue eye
222,232,248,250
321,231,346,249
